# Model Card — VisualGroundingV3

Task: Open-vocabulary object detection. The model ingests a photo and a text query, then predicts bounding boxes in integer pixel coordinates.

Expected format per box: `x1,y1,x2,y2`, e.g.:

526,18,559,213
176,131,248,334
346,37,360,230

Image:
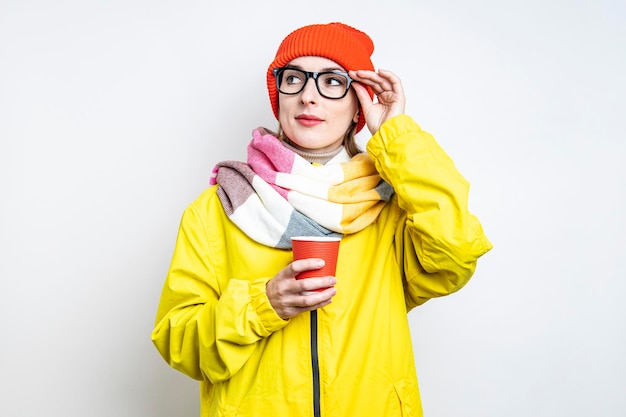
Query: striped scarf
210,128,394,249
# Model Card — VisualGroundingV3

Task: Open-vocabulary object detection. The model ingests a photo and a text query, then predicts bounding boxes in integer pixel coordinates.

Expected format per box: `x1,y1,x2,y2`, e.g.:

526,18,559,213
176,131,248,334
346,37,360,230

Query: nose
299,76,320,104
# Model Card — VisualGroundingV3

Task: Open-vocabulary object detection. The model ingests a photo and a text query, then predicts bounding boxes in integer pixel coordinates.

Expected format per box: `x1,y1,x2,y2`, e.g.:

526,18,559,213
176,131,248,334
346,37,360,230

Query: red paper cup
291,236,341,285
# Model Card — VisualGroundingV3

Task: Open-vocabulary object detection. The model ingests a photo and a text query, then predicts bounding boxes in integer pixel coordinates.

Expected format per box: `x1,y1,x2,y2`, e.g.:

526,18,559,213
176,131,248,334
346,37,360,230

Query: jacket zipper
310,310,321,417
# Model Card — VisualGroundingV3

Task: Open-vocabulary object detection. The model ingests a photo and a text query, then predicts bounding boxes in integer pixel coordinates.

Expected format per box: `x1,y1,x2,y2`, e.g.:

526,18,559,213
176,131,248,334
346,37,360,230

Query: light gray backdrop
1,0,624,416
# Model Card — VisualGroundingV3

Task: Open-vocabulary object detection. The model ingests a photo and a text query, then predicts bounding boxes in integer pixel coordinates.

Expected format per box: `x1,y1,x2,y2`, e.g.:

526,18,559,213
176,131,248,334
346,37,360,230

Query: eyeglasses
273,67,354,99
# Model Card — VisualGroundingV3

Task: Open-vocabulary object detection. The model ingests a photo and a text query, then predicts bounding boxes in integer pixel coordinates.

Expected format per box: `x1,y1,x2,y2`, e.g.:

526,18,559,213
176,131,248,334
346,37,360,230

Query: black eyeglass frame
272,67,354,100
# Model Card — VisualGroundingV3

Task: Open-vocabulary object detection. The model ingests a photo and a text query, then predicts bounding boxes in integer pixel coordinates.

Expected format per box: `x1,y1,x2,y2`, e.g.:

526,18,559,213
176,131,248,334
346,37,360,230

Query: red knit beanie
266,22,375,133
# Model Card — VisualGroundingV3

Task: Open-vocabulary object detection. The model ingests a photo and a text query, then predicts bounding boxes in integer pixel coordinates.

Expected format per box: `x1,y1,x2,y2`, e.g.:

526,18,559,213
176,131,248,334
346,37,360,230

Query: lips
296,114,323,127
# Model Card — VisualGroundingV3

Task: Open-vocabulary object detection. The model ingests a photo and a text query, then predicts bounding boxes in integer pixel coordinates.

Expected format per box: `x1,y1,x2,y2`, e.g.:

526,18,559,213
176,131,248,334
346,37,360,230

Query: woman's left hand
350,69,406,135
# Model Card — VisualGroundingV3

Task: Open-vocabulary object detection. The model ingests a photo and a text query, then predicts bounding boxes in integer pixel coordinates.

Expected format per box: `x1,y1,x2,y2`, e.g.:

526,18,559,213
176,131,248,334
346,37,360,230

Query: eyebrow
284,64,346,72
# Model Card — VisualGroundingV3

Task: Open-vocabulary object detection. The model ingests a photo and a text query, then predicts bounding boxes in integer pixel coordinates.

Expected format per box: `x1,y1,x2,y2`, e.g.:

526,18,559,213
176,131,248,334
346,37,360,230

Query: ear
353,110,360,124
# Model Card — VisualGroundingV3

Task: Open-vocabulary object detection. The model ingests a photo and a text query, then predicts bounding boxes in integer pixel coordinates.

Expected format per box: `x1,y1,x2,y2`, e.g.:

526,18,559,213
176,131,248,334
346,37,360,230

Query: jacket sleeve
151,199,289,383
366,114,493,310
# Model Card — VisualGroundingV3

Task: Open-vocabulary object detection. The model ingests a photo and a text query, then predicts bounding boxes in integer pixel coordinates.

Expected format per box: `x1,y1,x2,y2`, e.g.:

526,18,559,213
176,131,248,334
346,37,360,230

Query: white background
1,1,624,416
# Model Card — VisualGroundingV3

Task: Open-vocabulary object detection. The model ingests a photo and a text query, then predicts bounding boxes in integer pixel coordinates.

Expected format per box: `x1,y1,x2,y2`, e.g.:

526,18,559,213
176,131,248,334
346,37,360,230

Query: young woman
152,22,492,417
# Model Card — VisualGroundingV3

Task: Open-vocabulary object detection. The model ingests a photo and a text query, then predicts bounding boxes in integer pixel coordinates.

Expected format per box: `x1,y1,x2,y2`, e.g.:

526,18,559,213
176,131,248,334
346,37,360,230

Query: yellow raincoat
152,115,492,416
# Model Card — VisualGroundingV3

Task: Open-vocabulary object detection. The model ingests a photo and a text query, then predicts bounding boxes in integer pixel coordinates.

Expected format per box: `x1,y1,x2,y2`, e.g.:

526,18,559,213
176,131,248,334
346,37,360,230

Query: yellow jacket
152,115,492,416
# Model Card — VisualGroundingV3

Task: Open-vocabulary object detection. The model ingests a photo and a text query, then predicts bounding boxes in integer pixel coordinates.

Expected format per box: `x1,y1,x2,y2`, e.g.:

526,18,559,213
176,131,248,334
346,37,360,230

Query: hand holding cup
265,236,340,320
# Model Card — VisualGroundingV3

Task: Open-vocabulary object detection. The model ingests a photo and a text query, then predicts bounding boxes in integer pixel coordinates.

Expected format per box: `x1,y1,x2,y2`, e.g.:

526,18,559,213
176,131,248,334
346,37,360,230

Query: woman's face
278,56,359,153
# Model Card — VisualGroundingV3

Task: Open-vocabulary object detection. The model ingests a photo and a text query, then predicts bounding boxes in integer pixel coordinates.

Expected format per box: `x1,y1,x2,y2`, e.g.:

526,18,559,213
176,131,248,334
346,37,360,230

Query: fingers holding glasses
350,69,405,103
350,69,406,134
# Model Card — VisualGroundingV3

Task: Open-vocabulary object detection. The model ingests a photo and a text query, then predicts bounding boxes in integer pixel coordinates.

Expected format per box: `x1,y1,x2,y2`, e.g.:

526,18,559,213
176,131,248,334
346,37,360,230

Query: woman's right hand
266,259,337,320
